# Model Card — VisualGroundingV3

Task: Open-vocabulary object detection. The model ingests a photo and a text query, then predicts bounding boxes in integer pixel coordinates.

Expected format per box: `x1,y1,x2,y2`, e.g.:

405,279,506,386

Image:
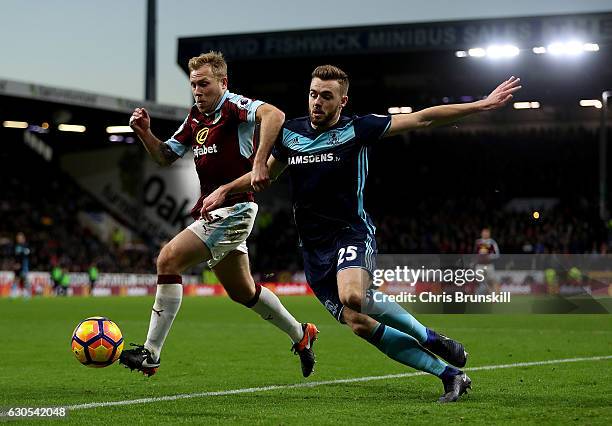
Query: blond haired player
120,52,318,377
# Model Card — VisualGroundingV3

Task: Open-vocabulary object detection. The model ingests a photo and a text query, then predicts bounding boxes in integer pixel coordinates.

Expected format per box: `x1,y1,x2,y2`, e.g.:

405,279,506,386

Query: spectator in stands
1,125,609,278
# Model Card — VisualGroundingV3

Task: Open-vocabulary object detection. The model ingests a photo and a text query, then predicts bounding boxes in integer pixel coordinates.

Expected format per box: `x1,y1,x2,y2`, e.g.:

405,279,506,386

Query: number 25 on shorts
338,246,357,265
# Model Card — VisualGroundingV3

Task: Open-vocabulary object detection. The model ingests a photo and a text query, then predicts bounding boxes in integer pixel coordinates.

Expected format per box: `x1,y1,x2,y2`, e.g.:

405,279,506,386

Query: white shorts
187,202,258,268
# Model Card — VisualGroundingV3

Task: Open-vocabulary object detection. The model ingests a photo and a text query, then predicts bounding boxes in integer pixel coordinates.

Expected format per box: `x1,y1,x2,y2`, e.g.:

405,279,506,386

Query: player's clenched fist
251,163,271,192
129,107,151,133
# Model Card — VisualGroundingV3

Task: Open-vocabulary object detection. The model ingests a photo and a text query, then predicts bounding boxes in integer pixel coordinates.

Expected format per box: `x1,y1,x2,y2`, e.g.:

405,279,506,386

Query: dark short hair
311,65,349,96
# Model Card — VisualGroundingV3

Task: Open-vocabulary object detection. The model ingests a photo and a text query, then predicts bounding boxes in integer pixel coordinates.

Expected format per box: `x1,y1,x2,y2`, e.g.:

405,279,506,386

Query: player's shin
245,284,304,342
144,276,183,361
366,289,428,343
367,324,457,377
366,291,467,366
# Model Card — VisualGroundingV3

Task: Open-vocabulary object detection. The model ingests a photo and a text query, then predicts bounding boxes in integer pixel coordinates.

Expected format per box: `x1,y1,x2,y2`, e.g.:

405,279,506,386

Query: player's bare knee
227,292,246,304
338,289,363,312
156,245,180,274
227,286,256,305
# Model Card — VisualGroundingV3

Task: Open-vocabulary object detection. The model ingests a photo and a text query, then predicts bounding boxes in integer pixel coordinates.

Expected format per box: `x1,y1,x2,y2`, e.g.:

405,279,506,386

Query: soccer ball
71,316,124,368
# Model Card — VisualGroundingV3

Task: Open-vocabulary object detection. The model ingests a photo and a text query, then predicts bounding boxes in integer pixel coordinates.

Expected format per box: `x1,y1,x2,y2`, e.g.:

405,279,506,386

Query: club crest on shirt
327,131,340,145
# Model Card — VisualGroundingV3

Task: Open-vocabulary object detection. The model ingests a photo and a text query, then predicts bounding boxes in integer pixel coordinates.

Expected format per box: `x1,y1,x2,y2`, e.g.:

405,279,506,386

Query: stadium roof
0,79,186,153
177,12,612,122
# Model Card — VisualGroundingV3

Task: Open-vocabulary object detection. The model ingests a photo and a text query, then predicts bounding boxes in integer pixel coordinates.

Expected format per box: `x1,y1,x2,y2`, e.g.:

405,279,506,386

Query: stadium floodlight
3,120,28,128
545,41,599,56
468,47,486,57
513,102,540,110
547,42,566,55
486,44,520,58
565,40,584,55
106,125,134,133
580,99,603,109
388,107,411,114
532,46,547,54
58,124,86,133
504,45,520,57
458,45,520,59
583,43,599,52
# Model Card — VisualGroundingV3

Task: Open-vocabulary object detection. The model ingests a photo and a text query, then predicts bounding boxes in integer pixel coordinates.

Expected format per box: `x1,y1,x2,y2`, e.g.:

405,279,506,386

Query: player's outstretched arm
129,107,179,166
201,155,287,220
384,76,521,137
252,104,285,192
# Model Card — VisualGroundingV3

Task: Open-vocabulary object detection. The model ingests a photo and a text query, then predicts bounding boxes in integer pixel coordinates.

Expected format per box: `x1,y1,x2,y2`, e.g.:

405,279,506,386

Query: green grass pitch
1,296,610,424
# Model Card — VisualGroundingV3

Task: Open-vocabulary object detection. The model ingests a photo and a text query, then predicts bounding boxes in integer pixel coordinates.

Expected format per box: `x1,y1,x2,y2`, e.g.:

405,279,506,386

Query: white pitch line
67,355,612,411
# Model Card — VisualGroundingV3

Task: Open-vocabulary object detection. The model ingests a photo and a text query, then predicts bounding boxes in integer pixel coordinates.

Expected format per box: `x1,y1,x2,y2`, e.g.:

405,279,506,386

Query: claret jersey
272,114,391,247
165,91,263,219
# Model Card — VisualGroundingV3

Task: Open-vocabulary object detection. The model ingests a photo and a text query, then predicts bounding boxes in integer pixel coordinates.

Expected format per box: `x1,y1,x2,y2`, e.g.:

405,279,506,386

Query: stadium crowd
2,127,610,276
0,143,152,274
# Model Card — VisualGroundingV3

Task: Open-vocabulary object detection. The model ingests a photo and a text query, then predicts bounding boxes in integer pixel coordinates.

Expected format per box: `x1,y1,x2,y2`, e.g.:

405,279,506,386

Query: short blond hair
312,65,349,96
188,51,227,79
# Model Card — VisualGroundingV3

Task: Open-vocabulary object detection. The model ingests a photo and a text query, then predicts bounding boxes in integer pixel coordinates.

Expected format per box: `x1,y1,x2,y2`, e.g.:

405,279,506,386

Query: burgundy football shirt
165,91,263,219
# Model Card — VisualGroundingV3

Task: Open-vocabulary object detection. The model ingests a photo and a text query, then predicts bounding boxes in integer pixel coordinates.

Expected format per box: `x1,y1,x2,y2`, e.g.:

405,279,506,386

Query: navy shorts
302,233,377,322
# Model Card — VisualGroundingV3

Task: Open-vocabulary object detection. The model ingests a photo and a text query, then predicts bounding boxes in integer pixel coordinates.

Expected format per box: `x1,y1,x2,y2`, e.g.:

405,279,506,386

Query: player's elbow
275,108,285,122
271,108,285,125
261,105,285,125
